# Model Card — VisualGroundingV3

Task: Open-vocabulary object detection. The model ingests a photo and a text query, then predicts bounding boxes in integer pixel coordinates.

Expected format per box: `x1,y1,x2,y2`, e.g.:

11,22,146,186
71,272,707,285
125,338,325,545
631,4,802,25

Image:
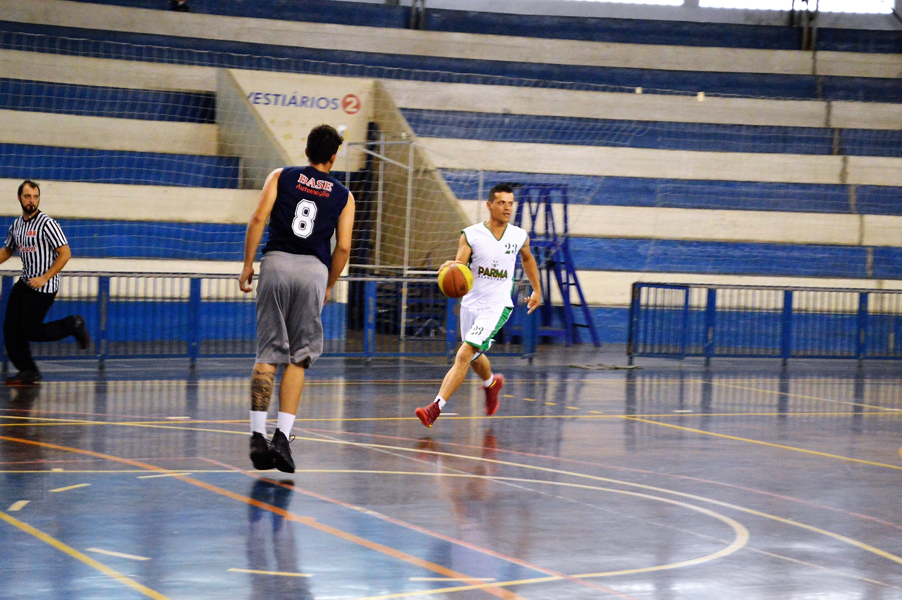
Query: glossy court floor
1,348,901,600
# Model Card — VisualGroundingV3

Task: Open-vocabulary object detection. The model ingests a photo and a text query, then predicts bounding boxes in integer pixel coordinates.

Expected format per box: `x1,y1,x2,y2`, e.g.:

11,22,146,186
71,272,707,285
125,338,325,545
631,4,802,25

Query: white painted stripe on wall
2,259,897,305
562,271,902,306
0,110,219,155
0,0,891,80
0,180,259,224
423,138,846,184
0,49,217,92
458,200,902,247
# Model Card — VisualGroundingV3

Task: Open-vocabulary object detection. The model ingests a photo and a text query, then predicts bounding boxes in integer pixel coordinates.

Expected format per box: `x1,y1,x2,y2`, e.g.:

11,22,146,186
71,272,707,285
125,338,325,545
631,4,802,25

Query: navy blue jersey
263,166,350,267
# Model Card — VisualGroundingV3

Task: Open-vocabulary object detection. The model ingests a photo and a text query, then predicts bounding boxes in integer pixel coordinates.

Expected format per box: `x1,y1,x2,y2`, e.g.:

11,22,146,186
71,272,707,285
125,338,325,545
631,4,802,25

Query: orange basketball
438,263,473,298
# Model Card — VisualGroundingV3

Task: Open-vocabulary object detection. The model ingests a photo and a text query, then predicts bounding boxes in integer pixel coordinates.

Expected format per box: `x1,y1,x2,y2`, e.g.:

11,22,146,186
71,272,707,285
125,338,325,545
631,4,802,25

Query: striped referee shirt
4,211,69,294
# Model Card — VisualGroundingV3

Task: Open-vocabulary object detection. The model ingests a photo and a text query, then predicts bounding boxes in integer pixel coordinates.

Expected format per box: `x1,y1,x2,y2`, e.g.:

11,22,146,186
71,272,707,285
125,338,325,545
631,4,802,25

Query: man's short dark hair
488,183,513,202
306,125,343,165
18,180,40,197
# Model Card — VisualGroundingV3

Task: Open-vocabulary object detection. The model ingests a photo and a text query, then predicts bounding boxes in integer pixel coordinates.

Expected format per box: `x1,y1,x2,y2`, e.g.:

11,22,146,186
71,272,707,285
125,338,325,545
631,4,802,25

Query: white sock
483,374,495,388
435,396,446,410
250,411,268,435
277,412,296,436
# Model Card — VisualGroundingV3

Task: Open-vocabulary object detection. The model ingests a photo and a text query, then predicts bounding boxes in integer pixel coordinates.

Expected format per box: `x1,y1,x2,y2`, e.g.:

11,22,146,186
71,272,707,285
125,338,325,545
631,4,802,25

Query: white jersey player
415,184,542,428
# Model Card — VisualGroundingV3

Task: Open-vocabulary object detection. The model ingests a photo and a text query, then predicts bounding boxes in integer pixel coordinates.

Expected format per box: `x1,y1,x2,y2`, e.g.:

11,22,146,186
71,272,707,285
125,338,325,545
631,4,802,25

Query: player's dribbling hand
438,260,460,274
239,266,254,293
526,290,541,314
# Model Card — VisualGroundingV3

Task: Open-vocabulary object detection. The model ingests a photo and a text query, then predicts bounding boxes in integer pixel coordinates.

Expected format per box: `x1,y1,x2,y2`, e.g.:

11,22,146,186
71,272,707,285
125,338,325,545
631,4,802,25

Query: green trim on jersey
482,222,508,241
470,306,513,352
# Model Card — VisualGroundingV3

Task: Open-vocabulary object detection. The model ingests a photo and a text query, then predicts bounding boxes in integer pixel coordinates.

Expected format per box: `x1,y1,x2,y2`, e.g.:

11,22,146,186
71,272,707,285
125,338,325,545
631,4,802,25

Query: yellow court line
50,483,90,493
0,510,169,600
137,472,193,479
228,568,310,577
2,411,901,431
8,500,28,511
711,381,902,413
627,417,902,472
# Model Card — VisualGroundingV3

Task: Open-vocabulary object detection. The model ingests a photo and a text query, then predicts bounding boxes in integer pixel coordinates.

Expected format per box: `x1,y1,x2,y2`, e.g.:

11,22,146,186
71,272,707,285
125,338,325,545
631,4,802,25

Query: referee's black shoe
270,429,295,474
72,315,90,350
249,432,276,470
5,370,41,386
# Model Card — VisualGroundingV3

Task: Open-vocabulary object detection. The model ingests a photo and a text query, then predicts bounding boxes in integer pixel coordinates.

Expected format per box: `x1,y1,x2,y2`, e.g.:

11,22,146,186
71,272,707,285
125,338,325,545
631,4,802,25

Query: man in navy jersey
239,125,355,473
0,180,90,386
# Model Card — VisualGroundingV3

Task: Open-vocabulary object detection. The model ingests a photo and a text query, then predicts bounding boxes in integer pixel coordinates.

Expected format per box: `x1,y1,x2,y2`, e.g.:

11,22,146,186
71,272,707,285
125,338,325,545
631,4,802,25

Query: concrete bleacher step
402,108,902,158
422,138,902,187
0,109,218,155
0,144,240,188
0,78,215,122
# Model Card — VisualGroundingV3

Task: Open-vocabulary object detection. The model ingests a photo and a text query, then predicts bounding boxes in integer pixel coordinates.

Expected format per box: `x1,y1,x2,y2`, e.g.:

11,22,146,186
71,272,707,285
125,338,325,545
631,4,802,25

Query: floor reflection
246,479,313,600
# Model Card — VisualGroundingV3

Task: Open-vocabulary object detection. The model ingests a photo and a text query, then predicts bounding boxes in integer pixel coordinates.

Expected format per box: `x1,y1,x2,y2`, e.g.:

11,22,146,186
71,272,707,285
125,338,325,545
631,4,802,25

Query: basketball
438,263,473,298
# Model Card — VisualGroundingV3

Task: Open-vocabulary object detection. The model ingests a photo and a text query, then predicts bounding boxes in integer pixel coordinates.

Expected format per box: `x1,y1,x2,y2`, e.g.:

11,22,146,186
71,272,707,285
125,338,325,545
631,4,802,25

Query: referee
0,180,89,385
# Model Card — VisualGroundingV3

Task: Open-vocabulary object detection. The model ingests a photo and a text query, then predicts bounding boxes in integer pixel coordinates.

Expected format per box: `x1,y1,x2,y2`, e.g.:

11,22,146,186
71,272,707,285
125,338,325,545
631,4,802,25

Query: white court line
228,568,311,577
8,500,29,511
409,577,495,582
86,548,150,561
50,484,90,493
137,472,192,479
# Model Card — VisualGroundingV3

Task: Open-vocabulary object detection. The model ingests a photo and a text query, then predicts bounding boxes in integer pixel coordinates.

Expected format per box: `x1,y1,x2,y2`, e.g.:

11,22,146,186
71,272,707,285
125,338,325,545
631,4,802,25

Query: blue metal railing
628,282,902,363
0,272,532,366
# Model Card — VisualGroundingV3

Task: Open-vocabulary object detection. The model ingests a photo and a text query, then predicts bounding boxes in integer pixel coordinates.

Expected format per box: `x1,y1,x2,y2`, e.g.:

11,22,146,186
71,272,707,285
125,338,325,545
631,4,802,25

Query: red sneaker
484,374,504,416
415,401,441,427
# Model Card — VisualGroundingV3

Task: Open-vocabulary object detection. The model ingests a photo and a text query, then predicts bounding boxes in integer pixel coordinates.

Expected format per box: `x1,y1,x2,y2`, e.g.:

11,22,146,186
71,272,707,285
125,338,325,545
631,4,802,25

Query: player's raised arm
240,168,282,293
439,233,472,274
519,236,542,314
325,192,355,304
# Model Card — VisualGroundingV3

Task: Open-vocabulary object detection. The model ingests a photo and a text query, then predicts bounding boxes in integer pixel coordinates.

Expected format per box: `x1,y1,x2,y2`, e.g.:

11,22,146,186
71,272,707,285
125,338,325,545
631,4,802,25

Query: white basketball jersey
461,222,528,310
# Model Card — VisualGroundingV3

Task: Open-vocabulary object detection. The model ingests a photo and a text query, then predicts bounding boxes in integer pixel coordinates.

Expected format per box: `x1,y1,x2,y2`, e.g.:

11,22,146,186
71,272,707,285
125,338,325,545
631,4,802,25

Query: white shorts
460,304,513,355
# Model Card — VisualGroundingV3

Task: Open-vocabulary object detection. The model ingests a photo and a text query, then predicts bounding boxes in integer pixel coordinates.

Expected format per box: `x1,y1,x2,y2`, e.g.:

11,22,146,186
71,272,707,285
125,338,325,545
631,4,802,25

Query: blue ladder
512,184,600,347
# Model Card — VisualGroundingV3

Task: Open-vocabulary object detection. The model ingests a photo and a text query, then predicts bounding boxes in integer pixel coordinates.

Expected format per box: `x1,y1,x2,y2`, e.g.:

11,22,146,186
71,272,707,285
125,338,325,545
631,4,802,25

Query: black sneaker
270,429,295,474
5,370,42,386
249,432,275,470
72,315,90,350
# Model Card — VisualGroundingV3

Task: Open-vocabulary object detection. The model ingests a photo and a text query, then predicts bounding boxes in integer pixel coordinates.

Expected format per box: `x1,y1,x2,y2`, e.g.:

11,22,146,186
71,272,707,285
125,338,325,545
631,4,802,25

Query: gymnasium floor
1,347,900,600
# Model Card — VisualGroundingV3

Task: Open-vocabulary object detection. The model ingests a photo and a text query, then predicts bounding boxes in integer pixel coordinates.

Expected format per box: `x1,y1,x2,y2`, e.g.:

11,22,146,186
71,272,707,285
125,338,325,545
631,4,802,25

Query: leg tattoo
250,370,275,412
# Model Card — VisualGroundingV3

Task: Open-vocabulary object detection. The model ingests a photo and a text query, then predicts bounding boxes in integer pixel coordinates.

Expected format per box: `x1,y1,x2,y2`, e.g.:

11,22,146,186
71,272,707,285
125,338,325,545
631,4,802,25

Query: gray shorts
255,251,328,367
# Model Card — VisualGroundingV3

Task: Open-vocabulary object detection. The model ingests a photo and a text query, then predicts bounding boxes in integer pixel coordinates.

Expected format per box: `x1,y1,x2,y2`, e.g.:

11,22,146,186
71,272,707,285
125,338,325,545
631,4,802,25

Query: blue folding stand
511,185,600,347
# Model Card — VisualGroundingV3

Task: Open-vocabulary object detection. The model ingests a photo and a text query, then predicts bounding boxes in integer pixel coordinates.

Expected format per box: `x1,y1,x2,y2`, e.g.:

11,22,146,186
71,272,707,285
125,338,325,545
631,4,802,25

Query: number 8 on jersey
292,199,317,239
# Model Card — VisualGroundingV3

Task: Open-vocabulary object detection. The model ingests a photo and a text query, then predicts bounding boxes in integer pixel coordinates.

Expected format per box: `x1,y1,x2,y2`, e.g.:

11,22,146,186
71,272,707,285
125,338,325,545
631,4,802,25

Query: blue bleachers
54,219,249,261
857,186,902,216
568,238,901,279
441,171,866,214
0,79,216,123
0,144,240,188
404,109,902,157
58,0,902,54
3,23,901,103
